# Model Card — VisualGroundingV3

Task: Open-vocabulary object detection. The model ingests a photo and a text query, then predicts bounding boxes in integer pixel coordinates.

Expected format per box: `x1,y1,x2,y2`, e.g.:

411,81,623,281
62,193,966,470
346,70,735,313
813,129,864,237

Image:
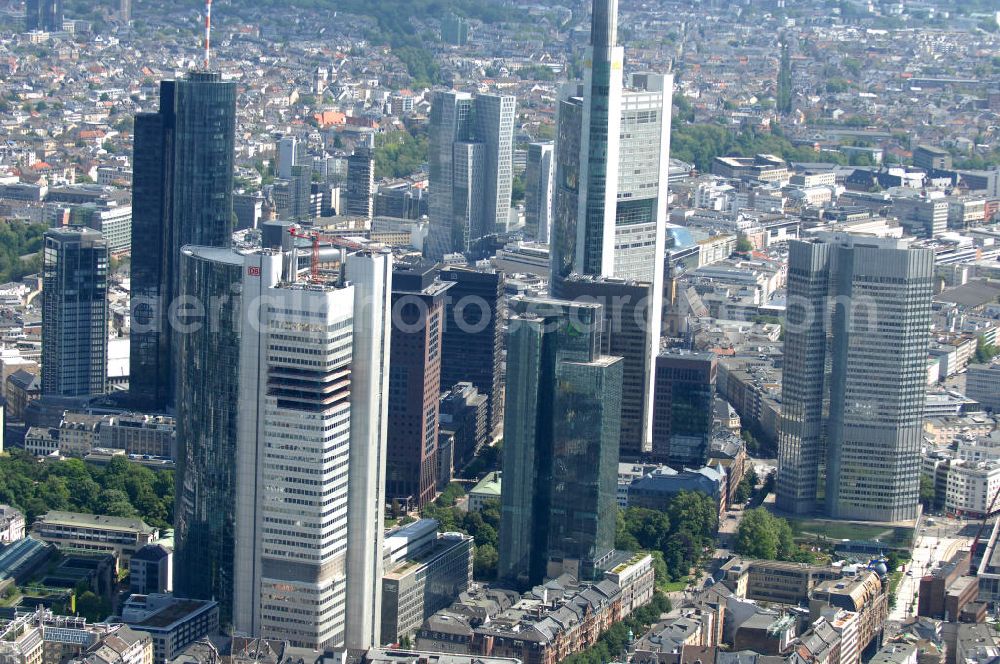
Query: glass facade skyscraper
651,350,717,467
173,246,244,627
499,296,622,590
777,234,934,522
549,0,672,455
426,91,516,258
130,71,236,411
41,227,108,398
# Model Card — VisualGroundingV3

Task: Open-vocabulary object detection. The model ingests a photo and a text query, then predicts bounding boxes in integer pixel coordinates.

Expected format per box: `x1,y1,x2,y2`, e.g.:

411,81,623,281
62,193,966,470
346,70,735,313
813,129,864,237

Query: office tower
499,296,622,589
119,0,131,23
524,142,555,243
273,164,313,221
41,228,108,398
344,138,376,220
172,246,244,627
387,262,452,509
556,276,656,457
233,244,392,650
439,266,505,435
427,91,516,258
777,234,934,522
549,0,672,456
130,71,236,411
651,350,717,467
277,135,302,180
26,0,61,31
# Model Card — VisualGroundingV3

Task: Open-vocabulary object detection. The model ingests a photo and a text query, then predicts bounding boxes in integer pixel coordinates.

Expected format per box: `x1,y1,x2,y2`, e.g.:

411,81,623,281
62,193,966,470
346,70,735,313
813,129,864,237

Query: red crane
286,227,366,282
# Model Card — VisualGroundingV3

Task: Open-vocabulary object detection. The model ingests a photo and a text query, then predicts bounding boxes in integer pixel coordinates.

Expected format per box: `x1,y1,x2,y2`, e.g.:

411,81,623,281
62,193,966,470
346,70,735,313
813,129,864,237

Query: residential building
98,414,175,459
499,296,623,589
32,511,158,565
777,234,934,522
5,369,40,421
130,71,237,411
387,262,452,509
523,142,554,243
439,267,504,435
41,227,108,398
651,350,717,467
427,91,516,257
120,594,219,664
0,505,25,543
380,522,473,644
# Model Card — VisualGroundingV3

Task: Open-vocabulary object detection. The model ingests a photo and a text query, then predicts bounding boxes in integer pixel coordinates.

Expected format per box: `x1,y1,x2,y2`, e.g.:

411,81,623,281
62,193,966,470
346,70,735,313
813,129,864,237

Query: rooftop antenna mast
203,0,212,70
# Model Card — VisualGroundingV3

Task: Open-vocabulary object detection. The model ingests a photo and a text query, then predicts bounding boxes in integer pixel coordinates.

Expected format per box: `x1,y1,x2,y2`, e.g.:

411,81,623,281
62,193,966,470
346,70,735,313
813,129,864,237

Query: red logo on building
247,266,261,277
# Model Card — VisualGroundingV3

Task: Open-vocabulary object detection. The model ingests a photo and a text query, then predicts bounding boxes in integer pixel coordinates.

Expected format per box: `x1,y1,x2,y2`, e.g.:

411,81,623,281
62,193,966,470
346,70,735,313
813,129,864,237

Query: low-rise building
0,609,153,664
0,505,26,543
119,594,219,664
966,364,1000,412
381,524,473,645
129,545,172,596
363,649,520,664
467,472,501,512
32,512,158,567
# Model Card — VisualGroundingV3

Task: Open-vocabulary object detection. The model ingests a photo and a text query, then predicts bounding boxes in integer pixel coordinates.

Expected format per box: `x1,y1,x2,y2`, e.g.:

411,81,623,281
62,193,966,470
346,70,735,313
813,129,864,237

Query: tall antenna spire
203,0,212,70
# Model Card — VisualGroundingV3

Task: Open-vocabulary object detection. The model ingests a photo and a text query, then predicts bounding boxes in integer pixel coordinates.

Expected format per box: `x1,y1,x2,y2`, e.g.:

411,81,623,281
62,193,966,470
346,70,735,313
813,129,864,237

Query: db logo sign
247,266,261,277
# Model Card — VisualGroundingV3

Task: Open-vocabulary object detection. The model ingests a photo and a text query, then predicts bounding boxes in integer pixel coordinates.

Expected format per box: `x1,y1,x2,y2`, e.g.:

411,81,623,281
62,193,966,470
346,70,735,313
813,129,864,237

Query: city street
889,516,972,622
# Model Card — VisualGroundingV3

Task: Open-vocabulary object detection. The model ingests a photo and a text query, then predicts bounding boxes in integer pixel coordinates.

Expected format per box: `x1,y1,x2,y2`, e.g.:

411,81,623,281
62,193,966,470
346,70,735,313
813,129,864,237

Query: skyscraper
172,245,244,628
499,296,622,589
651,350,717,467
427,91,516,258
549,0,672,456
439,266,505,436
41,227,108,398
777,234,934,522
174,230,393,647
130,71,237,411
344,138,375,220
277,135,302,180
524,142,555,243
26,0,62,32
386,261,452,509
232,243,392,650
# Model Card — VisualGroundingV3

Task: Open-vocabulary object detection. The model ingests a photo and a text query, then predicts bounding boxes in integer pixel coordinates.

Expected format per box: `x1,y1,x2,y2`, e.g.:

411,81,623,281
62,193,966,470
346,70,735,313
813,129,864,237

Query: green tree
75,591,110,622
919,475,936,509
974,338,999,364
735,508,798,560
474,543,498,580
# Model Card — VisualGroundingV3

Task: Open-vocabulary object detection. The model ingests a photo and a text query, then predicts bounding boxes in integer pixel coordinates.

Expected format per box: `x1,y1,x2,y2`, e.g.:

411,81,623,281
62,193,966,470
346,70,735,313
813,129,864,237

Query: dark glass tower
498,296,622,589
439,266,505,436
651,350,717,467
26,0,62,31
173,246,244,628
130,72,236,411
41,227,108,397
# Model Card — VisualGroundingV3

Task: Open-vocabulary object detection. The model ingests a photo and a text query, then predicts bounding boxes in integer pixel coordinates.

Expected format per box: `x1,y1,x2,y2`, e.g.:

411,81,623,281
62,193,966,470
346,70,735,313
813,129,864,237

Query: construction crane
286,227,366,282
